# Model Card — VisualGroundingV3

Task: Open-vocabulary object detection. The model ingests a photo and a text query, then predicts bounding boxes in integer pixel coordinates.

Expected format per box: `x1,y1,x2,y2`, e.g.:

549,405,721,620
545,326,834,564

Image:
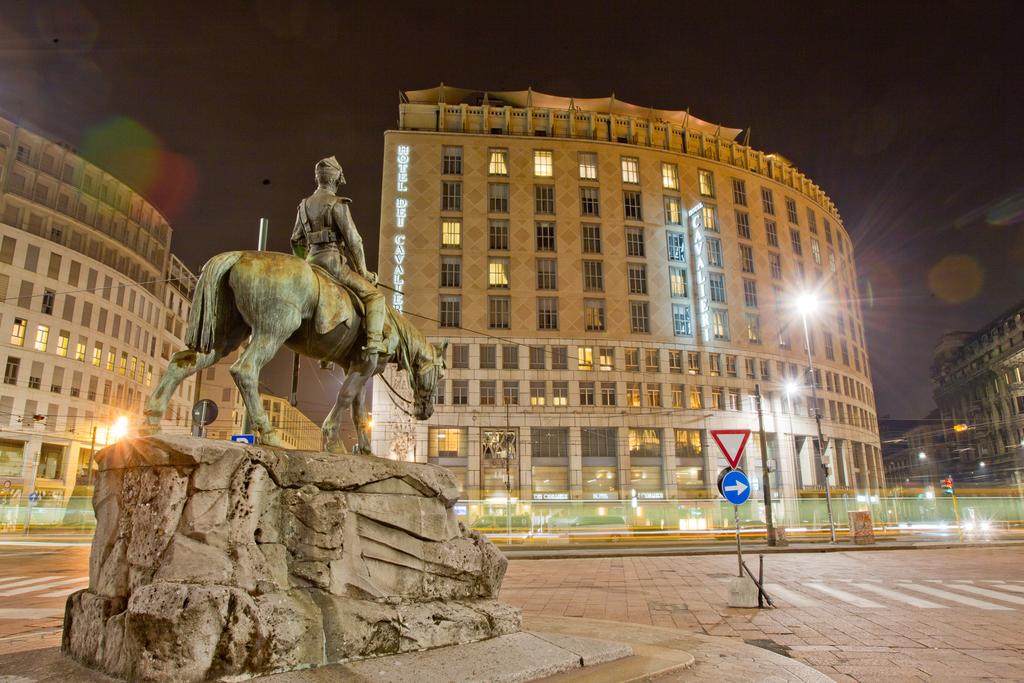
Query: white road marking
855,582,947,608
804,583,883,608
39,579,89,598
764,583,821,608
897,582,1013,610
986,583,1024,594
0,576,60,591
0,608,64,620
943,583,1024,606
0,576,90,597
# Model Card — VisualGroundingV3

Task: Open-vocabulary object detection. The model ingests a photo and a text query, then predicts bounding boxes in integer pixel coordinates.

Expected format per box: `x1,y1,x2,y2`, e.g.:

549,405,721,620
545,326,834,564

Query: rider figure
291,156,388,359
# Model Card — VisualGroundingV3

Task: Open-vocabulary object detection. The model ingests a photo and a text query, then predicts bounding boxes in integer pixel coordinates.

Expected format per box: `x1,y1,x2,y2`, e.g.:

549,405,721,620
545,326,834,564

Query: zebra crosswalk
761,579,1024,611
0,574,89,606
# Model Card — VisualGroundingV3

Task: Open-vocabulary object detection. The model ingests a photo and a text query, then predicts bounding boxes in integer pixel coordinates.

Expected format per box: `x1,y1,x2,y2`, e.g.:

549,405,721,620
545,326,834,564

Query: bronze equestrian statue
142,158,446,454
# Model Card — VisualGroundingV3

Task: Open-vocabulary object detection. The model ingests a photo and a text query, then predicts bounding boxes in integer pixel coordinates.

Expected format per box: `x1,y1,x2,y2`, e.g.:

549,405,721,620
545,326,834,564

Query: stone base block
61,436,521,681
727,575,760,608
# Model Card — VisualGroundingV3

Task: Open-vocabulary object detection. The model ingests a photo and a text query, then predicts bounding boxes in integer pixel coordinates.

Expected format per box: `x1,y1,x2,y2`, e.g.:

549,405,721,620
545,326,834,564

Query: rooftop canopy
402,85,743,140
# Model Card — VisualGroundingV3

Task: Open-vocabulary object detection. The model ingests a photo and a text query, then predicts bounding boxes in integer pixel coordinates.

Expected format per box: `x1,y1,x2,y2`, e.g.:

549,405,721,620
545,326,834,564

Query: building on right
932,304,1024,488
373,87,884,505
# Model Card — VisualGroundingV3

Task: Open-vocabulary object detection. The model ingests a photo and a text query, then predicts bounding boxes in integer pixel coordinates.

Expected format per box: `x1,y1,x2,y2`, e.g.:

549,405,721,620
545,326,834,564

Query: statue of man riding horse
142,157,447,455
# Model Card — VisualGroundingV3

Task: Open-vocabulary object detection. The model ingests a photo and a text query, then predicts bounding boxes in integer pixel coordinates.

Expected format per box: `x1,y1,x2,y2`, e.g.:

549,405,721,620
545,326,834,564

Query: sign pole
734,504,743,577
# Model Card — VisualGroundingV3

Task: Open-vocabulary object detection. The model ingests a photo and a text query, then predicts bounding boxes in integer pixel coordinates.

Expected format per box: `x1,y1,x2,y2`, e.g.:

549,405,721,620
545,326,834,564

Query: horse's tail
186,251,244,353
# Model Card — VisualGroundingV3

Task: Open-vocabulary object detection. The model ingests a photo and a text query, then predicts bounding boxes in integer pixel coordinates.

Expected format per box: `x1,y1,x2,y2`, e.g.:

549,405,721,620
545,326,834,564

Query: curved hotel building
0,115,200,510
371,87,884,503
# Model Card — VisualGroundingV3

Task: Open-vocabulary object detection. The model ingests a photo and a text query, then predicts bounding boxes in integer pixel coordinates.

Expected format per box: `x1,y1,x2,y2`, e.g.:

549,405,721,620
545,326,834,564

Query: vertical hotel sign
392,144,410,311
688,202,711,342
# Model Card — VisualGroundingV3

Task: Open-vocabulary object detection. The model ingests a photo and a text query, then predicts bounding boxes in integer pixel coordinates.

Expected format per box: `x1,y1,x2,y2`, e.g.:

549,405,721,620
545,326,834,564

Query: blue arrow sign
231,434,256,445
720,469,751,506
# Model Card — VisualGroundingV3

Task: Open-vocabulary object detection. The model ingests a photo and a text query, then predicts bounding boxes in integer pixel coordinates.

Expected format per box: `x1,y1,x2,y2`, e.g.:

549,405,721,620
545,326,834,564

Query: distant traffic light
942,477,955,495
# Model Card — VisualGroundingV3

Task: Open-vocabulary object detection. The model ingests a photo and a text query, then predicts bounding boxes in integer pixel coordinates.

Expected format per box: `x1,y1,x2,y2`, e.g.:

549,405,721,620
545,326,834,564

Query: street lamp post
797,293,837,543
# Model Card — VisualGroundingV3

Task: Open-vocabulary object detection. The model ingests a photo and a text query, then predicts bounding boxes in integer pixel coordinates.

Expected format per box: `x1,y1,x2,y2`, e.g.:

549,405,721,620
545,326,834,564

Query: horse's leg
351,380,372,454
141,324,248,433
231,317,298,448
323,355,378,454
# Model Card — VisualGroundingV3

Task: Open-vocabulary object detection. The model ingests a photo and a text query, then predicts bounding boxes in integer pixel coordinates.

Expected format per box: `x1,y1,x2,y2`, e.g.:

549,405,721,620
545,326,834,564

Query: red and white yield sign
711,429,751,469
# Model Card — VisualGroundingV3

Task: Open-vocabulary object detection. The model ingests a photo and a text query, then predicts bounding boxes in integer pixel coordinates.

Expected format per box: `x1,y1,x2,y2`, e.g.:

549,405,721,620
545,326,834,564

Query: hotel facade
371,87,883,504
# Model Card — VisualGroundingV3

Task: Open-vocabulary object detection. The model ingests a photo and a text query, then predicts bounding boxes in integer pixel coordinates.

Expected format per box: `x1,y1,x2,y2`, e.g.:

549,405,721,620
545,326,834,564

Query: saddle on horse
309,263,392,342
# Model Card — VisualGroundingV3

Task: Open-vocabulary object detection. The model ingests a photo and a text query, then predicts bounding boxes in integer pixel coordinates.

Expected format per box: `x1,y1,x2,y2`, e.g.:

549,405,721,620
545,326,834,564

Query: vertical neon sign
392,144,410,311
689,202,711,342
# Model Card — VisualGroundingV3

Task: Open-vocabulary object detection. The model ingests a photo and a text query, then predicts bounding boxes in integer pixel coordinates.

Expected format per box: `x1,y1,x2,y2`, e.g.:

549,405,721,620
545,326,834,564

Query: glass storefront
582,466,617,499
0,440,24,478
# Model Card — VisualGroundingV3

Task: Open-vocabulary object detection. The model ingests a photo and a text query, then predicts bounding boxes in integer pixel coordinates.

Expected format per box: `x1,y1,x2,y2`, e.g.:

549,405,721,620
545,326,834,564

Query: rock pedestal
62,436,520,681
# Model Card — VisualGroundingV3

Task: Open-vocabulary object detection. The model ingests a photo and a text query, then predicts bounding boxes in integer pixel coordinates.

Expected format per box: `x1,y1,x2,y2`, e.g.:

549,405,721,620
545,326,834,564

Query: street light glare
918,452,927,460
109,416,129,442
796,292,820,315
785,380,800,396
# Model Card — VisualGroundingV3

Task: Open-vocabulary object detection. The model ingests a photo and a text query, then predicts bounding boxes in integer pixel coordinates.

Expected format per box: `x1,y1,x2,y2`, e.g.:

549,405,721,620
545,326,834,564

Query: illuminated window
746,313,761,343
668,350,682,372
10,318,27,346
34,325,48,351
583,299,605,331
646,384,662,407
530,381,546,406
57,332,69,357
709,354,721,376
599,347,614,370
712,309,730,340
145,365,152,387
661,162,679,190
698,169,715,197
811,238,822,265
628,428,661,458
732,178,747,206
578,152,598,180
119,352,128,375
689,386,703,409
687,351,701,374
701,204,719,232
664,196,681,224
626,382,641,407
620,157,639,184
92,343,102,367
533,150,553,177
740,245,755,273
669,267,687,297
76,342,86,362
441,219,461,247
552,381,568,406
488,258,510,288
625,348,639,371
105,349,114,371
488,149,508,175
577,346,594,371
429,428,467,458
672,385,685,408
667,232,686,261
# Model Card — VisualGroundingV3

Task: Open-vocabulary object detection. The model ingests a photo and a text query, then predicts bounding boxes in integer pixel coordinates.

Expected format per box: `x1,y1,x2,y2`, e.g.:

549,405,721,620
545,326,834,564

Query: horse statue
142,250,446,454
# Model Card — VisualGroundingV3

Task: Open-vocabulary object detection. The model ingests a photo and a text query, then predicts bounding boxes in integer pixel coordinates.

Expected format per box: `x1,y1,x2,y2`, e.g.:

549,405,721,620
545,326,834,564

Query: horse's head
410,341,447,420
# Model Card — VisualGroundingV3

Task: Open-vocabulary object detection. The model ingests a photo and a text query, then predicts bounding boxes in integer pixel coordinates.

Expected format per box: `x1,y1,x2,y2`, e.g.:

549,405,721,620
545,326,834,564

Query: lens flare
927,254,984,304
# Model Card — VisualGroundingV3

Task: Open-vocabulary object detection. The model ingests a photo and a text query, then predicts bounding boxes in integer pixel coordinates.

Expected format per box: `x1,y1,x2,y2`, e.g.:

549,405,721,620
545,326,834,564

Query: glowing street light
108,416,129,443
785,380,800,396
795,289,836,543
918,452,927,460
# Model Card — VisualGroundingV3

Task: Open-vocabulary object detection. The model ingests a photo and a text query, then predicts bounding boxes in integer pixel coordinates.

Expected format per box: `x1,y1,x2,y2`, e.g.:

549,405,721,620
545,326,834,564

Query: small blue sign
28,491,39,503
231,434,256,445
720,469,751,506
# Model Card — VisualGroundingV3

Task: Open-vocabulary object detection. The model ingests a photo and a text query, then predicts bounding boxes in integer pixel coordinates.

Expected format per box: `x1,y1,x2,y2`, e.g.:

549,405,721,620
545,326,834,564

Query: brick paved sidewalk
500,547,1024,681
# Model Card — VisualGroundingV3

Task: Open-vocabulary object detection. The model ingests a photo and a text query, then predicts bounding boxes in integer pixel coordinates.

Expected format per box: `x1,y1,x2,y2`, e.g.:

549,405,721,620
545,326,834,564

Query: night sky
2,1,1022,422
